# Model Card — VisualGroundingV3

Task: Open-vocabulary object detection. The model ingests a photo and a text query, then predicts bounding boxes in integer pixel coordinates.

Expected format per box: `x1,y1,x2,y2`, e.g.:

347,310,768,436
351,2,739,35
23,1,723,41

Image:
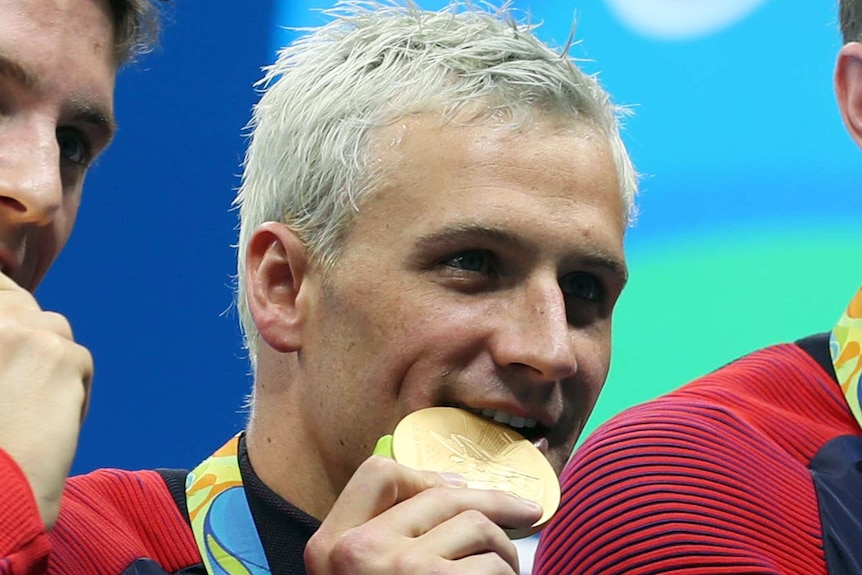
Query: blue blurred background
45,0,859,495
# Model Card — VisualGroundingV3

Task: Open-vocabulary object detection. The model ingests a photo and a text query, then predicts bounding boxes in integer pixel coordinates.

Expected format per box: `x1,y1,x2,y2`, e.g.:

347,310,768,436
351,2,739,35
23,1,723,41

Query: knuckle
459,509,508,548
333,529,373,558
42,311,74,339
0,313,32,336
0,313,72,350
461,508,493,529
34,329,68,356
77,345,94,371
326,529,381,571
0,319,20,344
303,533,328,571
41,329,89,366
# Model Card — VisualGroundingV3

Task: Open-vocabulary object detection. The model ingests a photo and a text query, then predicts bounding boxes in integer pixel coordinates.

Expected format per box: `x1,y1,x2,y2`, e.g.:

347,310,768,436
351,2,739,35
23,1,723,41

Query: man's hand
0,272,93,530
305,455,542,574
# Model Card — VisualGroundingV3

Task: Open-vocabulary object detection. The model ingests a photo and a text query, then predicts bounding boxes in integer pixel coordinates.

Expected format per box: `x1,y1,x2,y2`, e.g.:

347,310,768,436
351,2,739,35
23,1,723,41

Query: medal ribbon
830,287,862,427
186,434,272,575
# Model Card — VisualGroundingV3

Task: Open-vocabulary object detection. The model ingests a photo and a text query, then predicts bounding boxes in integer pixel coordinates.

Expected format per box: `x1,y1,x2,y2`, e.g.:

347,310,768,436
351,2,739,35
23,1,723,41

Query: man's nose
0,126,63,227
492,280,577,382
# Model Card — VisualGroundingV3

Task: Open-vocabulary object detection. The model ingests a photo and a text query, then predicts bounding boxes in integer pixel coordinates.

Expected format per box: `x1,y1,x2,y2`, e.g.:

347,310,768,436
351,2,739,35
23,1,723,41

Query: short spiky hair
109,0,165,65
234,1,638,369
840,0,862,43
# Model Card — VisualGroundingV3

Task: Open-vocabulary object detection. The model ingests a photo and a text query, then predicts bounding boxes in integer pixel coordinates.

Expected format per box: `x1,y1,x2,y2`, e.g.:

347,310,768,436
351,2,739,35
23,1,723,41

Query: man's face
295,114,628,488
0,0,116,291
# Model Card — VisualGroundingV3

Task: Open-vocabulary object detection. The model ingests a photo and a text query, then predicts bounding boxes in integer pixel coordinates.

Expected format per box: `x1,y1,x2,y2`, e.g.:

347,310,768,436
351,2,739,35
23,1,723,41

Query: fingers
0,308,75,340
0,270,93,528
322,455,458,532
307,455,540,574
361,486,535,572
308,503,523,575
0,326,94,415
376,482,542,536
0,270,73,340
421,509,522,571
0,270,89,390
328,455,541,532
446,552,520,575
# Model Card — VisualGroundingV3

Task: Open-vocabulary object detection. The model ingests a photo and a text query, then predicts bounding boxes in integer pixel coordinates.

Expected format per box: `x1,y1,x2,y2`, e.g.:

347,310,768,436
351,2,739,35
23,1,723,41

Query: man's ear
245,222,311,353
836,42,862,148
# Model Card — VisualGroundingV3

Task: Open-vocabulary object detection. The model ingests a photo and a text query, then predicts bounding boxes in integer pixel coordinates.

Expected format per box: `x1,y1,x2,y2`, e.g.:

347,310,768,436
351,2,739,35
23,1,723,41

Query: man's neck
245,403,340,521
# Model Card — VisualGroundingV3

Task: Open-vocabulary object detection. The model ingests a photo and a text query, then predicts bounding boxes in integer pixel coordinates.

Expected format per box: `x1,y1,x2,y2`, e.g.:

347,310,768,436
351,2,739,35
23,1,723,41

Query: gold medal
382,406,560,539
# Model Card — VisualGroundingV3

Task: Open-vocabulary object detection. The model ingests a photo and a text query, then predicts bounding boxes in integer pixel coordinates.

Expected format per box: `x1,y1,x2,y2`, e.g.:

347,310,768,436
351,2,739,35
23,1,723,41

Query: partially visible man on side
21,2,638,574
533,2,862,573
0,0,162,568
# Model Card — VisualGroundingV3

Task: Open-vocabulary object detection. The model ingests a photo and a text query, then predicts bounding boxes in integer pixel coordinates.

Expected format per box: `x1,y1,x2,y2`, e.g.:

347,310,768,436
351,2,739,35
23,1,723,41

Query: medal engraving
391,407,560,538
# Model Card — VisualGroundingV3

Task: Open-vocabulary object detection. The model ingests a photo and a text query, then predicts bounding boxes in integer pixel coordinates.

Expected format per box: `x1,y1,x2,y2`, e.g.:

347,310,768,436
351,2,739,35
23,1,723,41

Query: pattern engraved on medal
428,430,540,495
390,406,561,538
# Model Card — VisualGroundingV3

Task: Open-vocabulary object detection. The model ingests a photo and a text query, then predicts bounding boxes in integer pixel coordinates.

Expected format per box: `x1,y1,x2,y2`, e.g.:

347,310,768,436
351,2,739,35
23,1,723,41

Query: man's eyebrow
414,224,529,252
70,99,117,145
0,52,39,89
577,252,629,285
0,52,117,144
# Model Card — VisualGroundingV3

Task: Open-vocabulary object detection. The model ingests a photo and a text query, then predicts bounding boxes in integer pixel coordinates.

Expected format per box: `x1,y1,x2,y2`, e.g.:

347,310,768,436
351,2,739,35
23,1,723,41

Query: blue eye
443,250,494,273
57,128,91,166
561,272,603,302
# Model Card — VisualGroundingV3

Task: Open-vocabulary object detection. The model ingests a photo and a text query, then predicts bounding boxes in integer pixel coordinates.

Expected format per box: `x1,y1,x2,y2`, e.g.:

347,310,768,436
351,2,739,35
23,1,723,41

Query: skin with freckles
245,113,627,574
0,0,115,529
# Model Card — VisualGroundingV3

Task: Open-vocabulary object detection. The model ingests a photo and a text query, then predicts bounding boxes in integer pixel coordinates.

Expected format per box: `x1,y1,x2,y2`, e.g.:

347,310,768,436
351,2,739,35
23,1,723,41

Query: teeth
471,407,537,430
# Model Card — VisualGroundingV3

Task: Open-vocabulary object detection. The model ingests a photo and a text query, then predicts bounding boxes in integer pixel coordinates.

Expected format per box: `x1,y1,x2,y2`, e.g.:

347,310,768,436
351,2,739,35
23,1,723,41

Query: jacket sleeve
532,392,826,575
0,449,50,575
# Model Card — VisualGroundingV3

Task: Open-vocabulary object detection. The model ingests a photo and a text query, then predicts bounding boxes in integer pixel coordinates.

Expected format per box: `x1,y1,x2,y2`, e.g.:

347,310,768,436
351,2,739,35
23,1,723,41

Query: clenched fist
0,272,93,529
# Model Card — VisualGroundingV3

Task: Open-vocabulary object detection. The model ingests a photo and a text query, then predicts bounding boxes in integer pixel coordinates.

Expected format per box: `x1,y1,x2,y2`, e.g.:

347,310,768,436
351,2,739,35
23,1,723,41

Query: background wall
44,0,859,518
42,0,275,472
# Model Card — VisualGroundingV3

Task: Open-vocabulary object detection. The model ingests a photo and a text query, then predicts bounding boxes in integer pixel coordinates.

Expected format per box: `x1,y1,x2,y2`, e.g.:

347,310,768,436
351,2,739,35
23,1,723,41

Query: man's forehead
0,0,118,136
353,116,625,262
367,112,598,180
